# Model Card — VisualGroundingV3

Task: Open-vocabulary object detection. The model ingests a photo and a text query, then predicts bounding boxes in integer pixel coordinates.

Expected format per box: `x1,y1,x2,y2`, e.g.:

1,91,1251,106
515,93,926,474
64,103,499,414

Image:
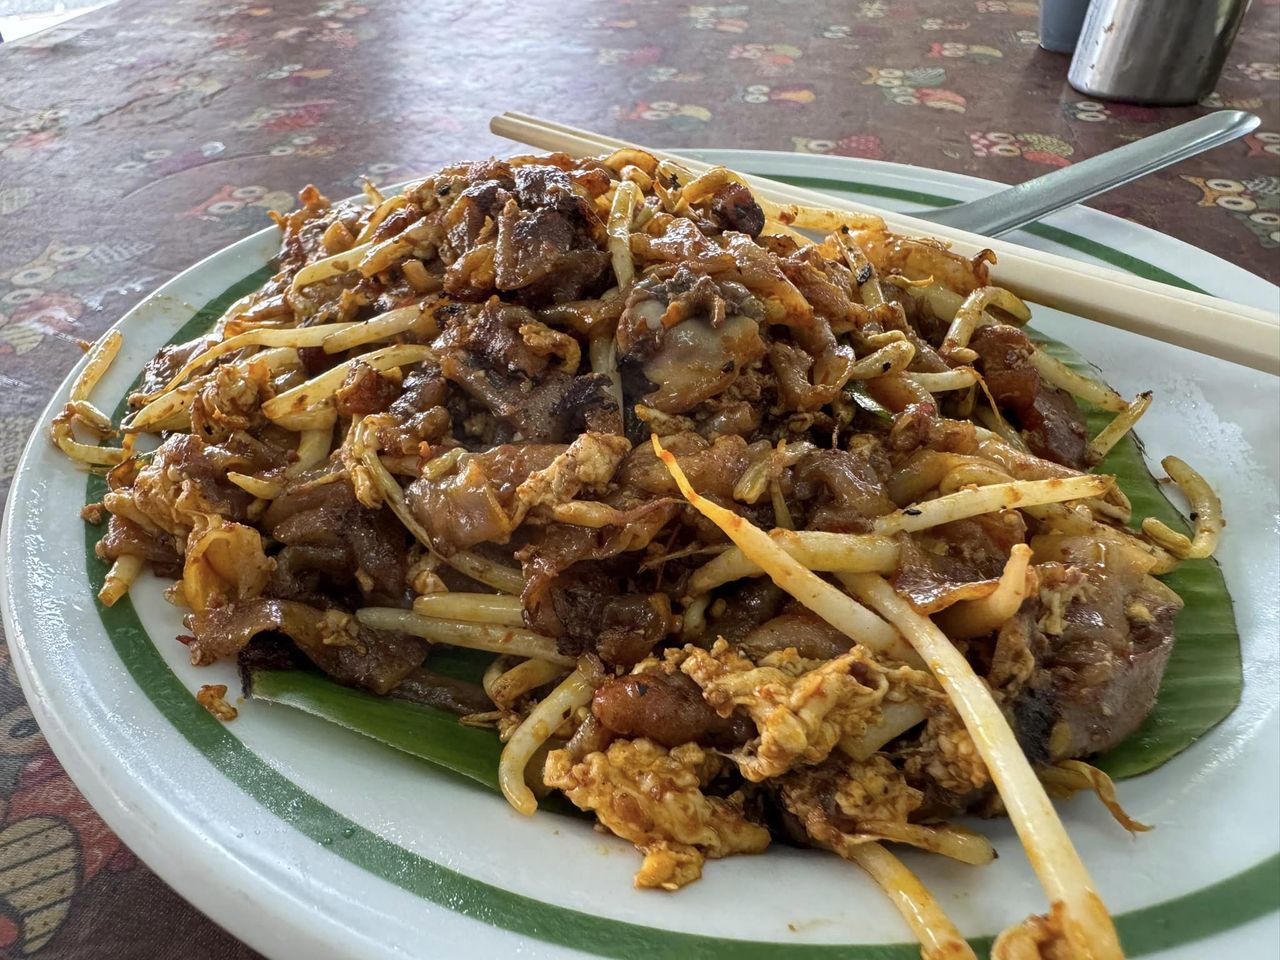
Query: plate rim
3,152,1277,960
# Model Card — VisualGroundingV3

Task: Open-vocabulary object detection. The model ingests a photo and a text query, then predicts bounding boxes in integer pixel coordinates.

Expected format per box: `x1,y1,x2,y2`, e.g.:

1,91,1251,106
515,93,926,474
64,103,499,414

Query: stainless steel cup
1068,0,1252,105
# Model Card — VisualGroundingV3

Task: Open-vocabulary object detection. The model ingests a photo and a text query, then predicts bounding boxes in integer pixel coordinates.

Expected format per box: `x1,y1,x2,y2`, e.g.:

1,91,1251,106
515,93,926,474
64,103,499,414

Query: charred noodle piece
687,530,901,596
501,668,593,815
889,450,1002,506
220,292,289,335
651,436,916,664
391,668,493,716
769,200,886,234
1141,455,1223,560
401,258,441,294
357,609,575,666
665,161,885,234
843,573,1123,960
874,476,1113,535
1020,502,1099,538
974,433,1079,480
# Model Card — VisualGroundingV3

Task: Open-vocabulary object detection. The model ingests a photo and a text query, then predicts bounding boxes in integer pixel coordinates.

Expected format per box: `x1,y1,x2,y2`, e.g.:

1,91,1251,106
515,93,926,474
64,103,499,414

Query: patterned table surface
0,0,1277,956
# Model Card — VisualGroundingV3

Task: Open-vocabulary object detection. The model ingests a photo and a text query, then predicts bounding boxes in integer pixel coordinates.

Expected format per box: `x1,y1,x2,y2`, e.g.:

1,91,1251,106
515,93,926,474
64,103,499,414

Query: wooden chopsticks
490,112,1280,375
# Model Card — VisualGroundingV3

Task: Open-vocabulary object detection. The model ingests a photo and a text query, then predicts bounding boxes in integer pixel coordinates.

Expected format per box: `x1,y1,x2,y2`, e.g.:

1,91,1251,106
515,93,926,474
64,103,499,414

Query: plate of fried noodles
2,147,1277,960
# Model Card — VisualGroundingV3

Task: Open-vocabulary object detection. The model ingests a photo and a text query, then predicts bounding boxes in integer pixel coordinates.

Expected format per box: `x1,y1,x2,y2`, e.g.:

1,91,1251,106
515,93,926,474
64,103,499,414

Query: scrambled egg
511,432,632,525
830,753,923,824
780,754,923,857
904,707,989,796
543,738,770,890
516,319,582,371
190,363,268,444
672,639,891,781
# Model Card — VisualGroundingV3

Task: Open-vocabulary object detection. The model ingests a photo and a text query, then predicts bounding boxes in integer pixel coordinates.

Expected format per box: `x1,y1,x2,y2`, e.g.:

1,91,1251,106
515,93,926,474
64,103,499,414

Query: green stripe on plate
84,181,1275,958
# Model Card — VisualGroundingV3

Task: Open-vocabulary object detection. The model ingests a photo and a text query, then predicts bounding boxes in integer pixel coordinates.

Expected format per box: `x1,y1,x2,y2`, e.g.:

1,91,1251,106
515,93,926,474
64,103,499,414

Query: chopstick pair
490,111,1280,375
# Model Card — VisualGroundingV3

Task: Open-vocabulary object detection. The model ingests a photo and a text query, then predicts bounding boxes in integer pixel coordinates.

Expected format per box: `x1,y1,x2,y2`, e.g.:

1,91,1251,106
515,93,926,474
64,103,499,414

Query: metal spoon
921,110,1260,237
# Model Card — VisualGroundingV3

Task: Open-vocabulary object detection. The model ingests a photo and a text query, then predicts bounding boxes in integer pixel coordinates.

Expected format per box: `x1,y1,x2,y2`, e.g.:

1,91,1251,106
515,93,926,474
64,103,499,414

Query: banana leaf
247,331,1240,784
1035,332,1242,778
249,667,504,792
249,665,583,816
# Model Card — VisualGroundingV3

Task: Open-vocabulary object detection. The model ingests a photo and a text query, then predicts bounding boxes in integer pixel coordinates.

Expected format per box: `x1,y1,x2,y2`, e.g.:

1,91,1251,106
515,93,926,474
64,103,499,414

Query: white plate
3,152,1278,960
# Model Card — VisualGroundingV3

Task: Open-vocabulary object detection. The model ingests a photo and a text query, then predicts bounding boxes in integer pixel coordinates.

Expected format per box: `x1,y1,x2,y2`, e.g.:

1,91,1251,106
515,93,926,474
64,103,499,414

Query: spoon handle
922,111,1260,237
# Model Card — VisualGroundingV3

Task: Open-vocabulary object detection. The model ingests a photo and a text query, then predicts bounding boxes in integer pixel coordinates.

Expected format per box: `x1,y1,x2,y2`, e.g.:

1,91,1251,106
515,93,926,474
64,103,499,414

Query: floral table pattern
0,0,1276,955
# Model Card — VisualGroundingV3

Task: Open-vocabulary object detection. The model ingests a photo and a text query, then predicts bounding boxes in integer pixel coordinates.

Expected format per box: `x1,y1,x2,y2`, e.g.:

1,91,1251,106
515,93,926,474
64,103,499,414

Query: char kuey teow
55,149,1224,960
